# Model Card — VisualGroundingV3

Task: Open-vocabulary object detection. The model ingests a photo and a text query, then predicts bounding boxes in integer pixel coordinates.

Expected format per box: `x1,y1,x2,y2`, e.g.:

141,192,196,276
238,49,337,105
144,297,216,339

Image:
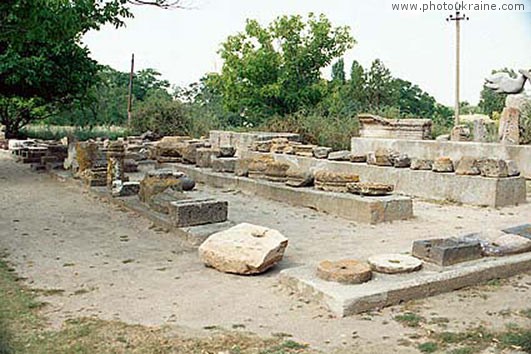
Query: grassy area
20,125,128,141
0,257,316,354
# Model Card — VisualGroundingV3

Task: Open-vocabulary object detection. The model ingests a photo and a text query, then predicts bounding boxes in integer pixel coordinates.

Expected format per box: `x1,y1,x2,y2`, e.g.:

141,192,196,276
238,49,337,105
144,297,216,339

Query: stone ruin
358,114,432,140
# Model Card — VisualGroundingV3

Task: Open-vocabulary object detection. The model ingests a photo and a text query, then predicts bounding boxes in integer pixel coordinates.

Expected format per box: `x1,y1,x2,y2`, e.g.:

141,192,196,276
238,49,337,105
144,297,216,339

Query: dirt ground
1,150,530,353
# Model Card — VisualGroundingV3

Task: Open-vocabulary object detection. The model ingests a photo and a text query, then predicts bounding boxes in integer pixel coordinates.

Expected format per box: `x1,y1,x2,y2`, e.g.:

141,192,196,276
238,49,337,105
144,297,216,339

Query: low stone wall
351,137,531,179
209,131,300,156
163,163,414,225
243,152,526,208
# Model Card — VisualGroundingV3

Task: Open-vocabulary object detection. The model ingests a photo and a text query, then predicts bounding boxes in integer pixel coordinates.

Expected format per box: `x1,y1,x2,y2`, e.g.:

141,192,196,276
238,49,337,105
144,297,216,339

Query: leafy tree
209,13,354,125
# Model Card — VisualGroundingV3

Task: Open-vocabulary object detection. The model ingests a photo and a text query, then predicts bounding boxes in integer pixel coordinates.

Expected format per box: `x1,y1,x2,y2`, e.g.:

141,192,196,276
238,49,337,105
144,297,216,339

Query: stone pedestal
106,141,126,188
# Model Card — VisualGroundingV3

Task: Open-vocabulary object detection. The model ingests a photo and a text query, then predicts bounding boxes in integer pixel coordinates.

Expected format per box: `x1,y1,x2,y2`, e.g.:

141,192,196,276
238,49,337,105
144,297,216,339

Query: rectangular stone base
244,152,526,207
169,199,228,227
162,163,413,224
280,252,531,317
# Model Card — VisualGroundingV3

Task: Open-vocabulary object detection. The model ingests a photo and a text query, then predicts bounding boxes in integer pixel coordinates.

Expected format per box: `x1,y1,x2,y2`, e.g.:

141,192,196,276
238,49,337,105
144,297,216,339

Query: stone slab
412,238,483,266
242,152,526,208
502,224,531,240
161,163,413,224
279,252,531,317
169,199,228,227
209,131,300,157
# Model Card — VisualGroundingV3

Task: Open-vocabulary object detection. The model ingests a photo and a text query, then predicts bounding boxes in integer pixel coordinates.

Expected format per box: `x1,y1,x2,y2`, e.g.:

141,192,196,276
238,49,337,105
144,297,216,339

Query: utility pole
127,53,135,129
446,11,469,127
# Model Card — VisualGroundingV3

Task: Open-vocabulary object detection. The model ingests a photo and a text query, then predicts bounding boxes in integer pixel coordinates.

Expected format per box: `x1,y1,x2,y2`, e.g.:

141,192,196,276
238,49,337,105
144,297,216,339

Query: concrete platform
243,152,526,208
351,137,531,179
162,163,414,224
280,252,531,317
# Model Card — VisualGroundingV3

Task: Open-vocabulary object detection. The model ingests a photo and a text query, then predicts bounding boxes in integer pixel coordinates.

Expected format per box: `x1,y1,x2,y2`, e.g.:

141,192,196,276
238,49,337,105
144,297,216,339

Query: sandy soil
1,150,530,353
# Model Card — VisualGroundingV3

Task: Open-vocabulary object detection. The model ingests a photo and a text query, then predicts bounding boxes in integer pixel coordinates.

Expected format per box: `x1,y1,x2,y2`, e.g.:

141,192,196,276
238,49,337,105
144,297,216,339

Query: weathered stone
270,138,290,154
410,159,433,170
235,158,251,177
196,148,215,168
328,150,351,161
393,154,411,168
506,160,520,177
264,162,290,183
76,141,102,173
346,182,394,196
314,171,360,192
374,148,398,166
283,145,296,155
123,158,138,173
477,159,509,178
316,259,372,284
294,144,316,157
253,140,273,153
170,199,228,227
211,157,237,173
248,156,274,179
180,176,196,191
78,167,107,187
367,254,422,274
106,141,126,188
155,136,190,157
350,154,367,163
182,142,206,164
139,175,183,203
450,125,471,141
502,224,531,240
358,114,432,140
432,157,454,173
198,223,288,275
488,234,531,256
219,146,236,158
366,152,377,165
149,188,188,214
313,146,332,159
455,157,480,176
412,238,482,266
147,169,184,179
112,181,140,197
436,134,450,141
285,168,314,187
499,107,520,144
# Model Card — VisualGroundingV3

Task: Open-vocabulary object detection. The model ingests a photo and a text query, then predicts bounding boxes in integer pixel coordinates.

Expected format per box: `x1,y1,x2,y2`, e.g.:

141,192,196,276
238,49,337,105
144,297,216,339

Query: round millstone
316,259,372,284
367,254,422,274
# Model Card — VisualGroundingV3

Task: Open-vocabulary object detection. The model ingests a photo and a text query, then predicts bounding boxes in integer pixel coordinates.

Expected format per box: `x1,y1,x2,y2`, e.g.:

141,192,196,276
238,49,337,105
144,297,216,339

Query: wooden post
447,11,468,127
127,53,135,129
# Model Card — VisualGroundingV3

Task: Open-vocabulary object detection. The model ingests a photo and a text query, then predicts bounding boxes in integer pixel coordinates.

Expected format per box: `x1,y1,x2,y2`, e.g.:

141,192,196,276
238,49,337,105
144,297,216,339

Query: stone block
294,144,316,157
450,125,471,141
235,158,251,177
139,175,183,203
112,181,140,197
248,156,274,179
195,148,215,168
412,238,482,266
477,159,509,178
123,159,138,173
350,154,367,163
432,157,454,173
313,146,332,159
170,199,228,227
393,154,411,168
346,182,394,196
502,224,531,240
219,146,236,157
455,157,480,176
286,169,314,188
264,161,290,183
211,157,237,173
499,107,520,144
374,148,398,166
198,223,287,274
328,150,351,161
314,171,360,193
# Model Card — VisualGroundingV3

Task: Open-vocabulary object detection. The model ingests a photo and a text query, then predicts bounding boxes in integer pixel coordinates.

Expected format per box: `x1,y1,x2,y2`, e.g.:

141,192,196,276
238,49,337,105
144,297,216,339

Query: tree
331,59,346,84
209,13,354,125
365,59,395,110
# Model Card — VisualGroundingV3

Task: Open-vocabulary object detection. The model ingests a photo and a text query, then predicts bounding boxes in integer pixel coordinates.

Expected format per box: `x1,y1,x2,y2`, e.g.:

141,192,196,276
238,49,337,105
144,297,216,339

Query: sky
83,0,531,106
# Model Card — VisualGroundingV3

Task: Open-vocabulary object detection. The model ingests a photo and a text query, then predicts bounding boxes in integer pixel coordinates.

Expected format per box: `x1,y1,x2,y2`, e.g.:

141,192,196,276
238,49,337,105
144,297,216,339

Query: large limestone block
498,107,520,144
198,223,288,275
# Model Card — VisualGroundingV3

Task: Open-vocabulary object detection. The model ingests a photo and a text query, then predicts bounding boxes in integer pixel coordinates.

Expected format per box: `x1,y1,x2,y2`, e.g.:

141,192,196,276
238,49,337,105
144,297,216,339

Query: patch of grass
417,342,438,353
0,258,319,354
394,312,425,328
448,347,474,354
520,308,531,318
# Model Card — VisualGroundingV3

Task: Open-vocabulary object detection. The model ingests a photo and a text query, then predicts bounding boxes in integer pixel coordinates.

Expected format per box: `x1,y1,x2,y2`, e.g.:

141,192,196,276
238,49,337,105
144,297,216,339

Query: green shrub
20,125,127,141
263,110,359,150
520,102,531,145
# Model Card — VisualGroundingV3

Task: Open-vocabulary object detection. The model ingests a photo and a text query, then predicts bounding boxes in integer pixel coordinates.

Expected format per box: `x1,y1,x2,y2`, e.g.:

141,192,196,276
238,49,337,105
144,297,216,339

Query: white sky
83,0,531,106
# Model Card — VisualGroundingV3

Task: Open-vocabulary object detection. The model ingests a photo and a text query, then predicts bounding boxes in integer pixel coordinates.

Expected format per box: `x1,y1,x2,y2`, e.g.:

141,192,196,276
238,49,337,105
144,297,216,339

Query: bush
263,110,359,150
20,125,127,141
132,97,221,138
520,102,531,145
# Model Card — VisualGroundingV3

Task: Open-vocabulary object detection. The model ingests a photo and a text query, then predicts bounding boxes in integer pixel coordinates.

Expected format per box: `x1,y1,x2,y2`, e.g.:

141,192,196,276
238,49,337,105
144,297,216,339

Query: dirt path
1,150,530,353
